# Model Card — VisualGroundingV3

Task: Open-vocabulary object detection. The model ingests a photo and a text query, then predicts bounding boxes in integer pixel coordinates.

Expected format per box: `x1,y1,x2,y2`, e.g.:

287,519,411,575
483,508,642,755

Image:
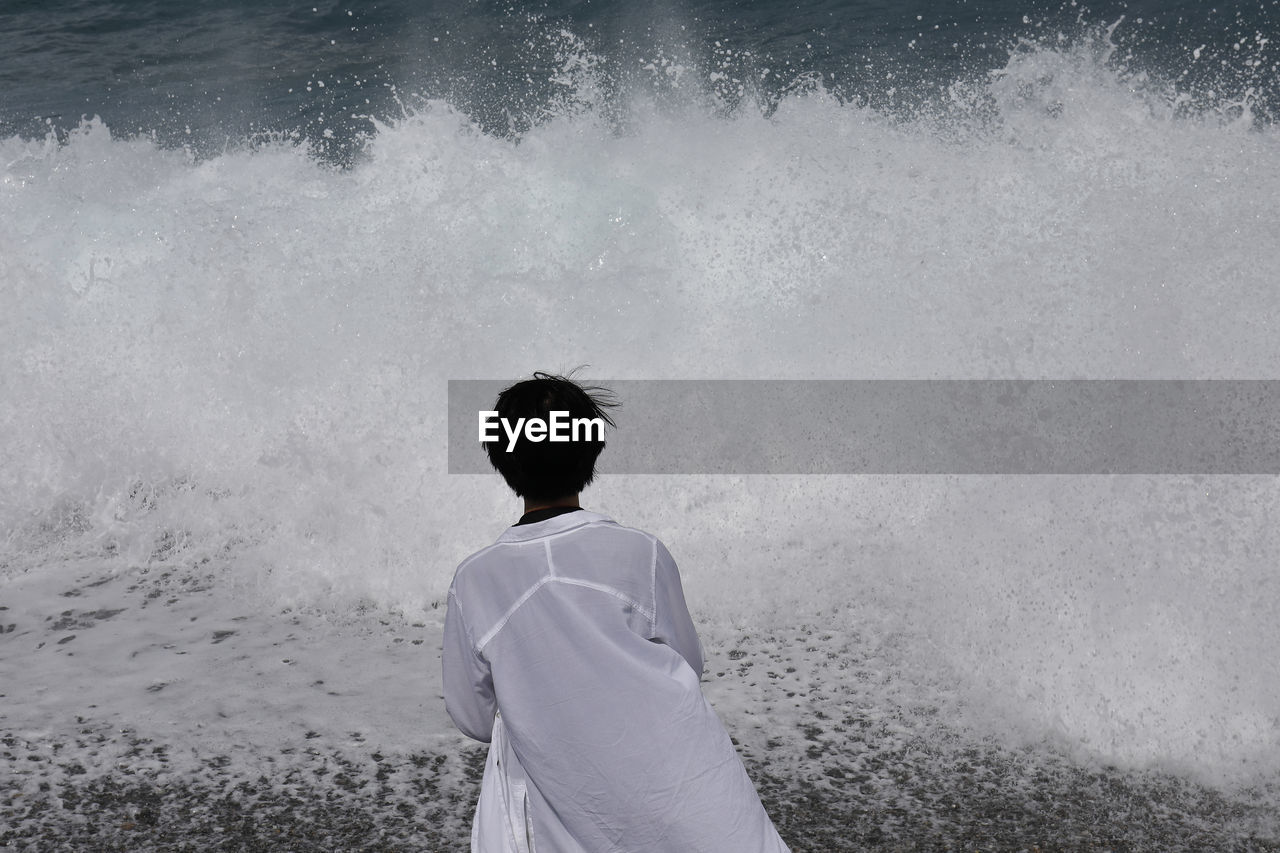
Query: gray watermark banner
448,380,1280,474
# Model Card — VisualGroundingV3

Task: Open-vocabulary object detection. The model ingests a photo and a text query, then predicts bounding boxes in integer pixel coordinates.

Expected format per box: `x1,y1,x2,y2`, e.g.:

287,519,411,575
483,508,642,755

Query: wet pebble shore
4,706,1277,851
3,568,1277,852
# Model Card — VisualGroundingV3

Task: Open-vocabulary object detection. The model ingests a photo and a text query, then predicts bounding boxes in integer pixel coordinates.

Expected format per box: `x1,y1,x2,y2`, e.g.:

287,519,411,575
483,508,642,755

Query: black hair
483,371,618,501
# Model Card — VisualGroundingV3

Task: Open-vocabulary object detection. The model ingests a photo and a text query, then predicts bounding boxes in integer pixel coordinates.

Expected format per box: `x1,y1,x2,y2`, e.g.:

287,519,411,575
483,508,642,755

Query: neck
523,494,580,514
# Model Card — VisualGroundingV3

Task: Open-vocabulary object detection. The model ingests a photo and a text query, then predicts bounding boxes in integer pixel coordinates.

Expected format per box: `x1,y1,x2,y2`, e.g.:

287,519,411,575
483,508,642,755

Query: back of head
483,371,618,502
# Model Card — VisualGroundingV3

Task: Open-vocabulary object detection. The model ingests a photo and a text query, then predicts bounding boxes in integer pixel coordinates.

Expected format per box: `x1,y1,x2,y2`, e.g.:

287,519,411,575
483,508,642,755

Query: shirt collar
514,505,584,526
496,509,614,543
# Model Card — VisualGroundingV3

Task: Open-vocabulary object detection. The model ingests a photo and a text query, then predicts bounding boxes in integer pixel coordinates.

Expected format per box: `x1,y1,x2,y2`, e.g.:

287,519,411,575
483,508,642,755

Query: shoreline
4,727,1277,852
3,562,1277,851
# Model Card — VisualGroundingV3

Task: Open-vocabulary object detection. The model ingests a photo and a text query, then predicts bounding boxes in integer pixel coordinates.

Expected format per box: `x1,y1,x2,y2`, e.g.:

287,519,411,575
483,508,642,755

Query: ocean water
3,0,1280,849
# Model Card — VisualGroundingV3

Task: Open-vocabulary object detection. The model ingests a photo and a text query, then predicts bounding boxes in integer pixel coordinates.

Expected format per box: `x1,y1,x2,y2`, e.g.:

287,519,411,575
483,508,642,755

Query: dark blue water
2,0,1277,162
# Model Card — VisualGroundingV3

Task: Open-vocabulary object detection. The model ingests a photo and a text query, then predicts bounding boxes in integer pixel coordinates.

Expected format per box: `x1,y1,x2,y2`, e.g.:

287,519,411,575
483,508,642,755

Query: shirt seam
555,577,656,623
477,574,553,651
448,587,480,657
475,576,658,652
649,537,658,636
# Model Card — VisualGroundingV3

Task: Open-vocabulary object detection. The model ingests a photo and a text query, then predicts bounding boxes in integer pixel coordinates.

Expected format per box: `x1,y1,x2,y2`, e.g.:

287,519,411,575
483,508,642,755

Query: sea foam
3,31,1279,791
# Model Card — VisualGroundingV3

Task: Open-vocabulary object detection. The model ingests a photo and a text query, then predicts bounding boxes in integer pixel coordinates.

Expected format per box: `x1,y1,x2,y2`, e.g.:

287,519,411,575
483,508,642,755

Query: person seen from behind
442,371,791,852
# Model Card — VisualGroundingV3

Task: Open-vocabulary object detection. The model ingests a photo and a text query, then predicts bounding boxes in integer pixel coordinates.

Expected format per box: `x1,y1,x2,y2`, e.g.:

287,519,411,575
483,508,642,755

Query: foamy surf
3,12,1280,850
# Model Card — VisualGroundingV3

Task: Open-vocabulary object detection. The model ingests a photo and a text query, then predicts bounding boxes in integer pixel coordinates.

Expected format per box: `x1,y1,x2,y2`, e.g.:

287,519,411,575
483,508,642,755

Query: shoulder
576,517,671,562
447,538,524,608
577,520,680,583
450,540,505,583
598,519,671,554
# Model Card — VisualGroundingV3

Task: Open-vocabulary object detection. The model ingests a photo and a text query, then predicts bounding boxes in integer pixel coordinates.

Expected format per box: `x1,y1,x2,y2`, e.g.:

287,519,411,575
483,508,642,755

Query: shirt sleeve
651,539,705,678
441,587,496,743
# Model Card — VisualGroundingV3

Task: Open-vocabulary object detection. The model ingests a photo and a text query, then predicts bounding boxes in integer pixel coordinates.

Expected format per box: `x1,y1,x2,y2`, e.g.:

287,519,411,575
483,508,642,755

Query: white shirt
443,510,790,853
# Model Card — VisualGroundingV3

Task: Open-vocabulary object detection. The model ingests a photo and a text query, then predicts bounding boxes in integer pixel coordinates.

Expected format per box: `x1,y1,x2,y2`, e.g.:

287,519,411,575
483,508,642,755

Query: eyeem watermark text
479,410,607,452
452,380,1280,474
